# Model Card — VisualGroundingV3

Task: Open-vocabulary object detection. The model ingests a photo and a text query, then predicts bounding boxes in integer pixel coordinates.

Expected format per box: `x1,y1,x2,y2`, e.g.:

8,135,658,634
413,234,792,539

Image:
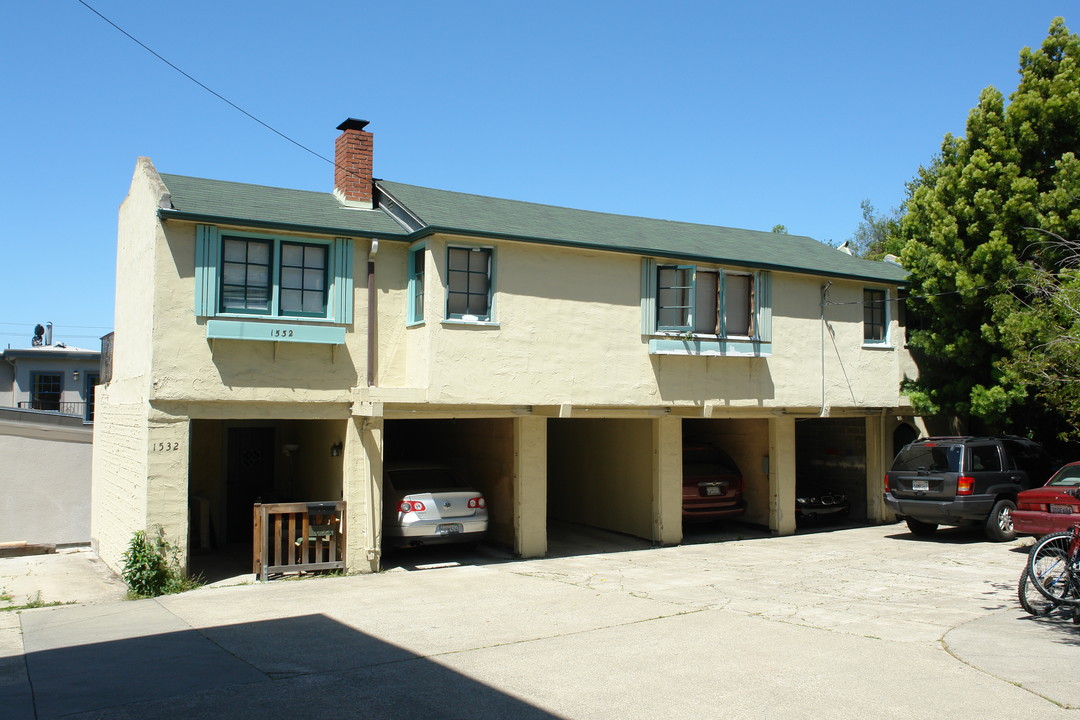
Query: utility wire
76,0,338,169
823,285,997,307
0,322,112,330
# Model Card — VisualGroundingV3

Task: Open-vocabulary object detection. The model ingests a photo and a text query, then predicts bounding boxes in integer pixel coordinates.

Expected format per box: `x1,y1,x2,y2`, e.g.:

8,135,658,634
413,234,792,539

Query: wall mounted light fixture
330,442,343,457
73,370,80,381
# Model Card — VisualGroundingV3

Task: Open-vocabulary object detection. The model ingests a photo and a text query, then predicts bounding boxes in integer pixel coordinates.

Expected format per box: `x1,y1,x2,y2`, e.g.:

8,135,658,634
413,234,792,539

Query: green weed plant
121,529,202,598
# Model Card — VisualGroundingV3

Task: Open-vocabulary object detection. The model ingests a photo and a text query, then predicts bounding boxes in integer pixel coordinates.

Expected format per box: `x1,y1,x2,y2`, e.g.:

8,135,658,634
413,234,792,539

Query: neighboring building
92,119,917,575
0,326,101,545
1,325,101,422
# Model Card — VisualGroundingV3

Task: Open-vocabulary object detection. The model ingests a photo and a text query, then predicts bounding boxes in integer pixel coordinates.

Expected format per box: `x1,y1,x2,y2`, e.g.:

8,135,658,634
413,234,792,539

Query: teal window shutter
640,258,656,334
332,237,354,324
755,271,772,342
194,225,220,317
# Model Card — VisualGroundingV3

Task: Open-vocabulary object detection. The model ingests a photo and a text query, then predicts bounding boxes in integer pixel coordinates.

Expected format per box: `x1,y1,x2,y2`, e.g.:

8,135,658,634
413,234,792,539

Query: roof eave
157,208,410,241
407,225,908,285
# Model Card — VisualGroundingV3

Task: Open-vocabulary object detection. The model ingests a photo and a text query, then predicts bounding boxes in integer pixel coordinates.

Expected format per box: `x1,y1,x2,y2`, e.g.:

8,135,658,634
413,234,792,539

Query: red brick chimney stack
334,118,373,208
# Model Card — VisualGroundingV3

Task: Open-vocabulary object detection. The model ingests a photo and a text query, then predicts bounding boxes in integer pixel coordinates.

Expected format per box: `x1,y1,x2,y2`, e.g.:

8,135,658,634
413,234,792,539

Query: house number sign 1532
153,442,182,452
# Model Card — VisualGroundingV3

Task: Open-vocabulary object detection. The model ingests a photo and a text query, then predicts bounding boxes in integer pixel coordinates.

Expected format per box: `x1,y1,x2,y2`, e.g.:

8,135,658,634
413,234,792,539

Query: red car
682,443,746,520
1014,462,1080,536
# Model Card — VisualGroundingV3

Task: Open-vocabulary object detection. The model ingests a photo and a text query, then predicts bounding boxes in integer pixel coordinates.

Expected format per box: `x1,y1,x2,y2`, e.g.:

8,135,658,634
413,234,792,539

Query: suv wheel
985,499,1017,542
905,517,939,536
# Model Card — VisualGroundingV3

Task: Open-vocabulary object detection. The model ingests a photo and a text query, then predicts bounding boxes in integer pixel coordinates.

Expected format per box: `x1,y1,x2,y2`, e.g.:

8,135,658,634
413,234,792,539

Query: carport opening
546,418,656,555
382,418,515,562
188,418,346,582
795,418,867,525
681,419,770,541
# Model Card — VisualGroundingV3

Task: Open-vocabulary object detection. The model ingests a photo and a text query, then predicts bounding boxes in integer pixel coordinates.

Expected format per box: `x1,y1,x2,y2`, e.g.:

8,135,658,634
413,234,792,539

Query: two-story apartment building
92,119,917,575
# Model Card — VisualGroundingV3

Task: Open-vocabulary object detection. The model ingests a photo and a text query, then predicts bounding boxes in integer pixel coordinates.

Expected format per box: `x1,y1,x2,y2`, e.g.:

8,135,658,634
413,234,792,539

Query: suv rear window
891,444,962,473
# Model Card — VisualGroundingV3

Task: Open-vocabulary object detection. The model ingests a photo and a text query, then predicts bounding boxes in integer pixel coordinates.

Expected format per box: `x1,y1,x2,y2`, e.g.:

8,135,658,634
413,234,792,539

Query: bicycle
1018,564,1073,617
1025,522,1080,607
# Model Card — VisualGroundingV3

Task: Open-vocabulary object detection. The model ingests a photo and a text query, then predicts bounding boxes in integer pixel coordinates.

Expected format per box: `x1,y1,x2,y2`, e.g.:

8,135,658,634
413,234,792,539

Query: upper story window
656,264,757,337
196,225,353,325
642,259,771,356
221,236,328,317
408,244,426,325
195,225,353,345
446,246,494,322
863,288,888,344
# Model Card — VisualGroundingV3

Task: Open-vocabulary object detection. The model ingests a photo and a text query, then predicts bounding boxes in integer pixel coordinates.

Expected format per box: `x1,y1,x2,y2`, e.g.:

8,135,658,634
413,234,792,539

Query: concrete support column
653,415,682,546
343,416,382,573
145,417,191,557
864,414,891,522
768,415,797,536
514,416,547,558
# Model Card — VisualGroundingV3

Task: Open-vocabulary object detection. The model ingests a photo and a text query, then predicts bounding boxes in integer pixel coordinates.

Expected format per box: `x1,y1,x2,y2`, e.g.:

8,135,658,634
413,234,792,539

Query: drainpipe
820,282,832,417
367,240,379,386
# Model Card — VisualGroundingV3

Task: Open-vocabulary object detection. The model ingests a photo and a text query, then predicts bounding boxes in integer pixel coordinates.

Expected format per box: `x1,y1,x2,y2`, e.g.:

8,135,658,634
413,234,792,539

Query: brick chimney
334,118,373,208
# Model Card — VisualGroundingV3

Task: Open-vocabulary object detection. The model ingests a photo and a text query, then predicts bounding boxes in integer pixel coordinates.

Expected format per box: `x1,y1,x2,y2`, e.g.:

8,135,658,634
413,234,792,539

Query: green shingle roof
379,180,907,284
156,171,907,284
159,173,407,238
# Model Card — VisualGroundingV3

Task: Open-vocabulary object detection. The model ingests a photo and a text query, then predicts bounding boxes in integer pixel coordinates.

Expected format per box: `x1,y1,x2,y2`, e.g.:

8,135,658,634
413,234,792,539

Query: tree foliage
898,17,1080,436
847,199,903,260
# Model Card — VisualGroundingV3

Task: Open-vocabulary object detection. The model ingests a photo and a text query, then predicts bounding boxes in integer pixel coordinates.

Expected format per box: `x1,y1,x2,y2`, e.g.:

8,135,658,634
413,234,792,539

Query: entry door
226,427,276,542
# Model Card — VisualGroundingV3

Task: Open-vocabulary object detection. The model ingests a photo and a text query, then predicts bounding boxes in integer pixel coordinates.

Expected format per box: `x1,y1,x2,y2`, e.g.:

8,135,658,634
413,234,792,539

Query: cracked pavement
2,522,1078,718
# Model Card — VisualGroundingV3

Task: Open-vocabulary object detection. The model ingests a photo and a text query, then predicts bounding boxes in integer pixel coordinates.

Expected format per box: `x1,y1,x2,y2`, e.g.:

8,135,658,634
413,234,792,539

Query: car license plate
1050,504,1073,514
436,523,463,535
912,480,929,492
705,486,721,496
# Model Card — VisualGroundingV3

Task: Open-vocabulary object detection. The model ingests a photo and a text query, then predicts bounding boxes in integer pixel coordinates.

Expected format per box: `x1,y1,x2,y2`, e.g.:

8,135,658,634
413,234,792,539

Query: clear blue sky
0,1,1072,348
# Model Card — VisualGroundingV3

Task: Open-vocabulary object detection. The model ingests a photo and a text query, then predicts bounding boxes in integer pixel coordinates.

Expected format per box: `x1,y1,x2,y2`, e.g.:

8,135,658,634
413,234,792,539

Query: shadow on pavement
882,524,998,544
18,612,561,720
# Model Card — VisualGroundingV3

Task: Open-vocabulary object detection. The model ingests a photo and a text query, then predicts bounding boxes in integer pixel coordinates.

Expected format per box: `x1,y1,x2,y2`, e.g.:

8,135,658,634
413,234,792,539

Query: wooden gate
253,501,346,581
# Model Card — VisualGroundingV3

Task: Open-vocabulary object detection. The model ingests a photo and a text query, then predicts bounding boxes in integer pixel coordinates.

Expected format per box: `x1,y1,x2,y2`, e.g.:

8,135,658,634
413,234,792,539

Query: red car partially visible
682,443,746,520
1014,461,1080,537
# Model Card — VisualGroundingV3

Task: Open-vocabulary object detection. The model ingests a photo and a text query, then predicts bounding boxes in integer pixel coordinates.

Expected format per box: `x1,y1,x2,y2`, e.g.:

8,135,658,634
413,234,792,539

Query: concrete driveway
1,522,1077,719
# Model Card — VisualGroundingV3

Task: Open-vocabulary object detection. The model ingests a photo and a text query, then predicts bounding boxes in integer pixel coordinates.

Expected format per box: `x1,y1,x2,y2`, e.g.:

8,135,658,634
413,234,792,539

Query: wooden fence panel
253,501,346,581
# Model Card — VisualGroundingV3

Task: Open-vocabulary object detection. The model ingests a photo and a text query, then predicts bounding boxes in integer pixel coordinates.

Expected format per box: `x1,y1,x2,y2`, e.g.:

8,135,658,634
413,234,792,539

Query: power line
0,322,112,330
823,285,997,307
76,0,338,170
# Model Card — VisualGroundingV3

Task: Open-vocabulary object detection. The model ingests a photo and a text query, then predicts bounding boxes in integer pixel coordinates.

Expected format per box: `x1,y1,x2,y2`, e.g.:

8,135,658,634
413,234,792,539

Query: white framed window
446,245,494,322
863,288,888,344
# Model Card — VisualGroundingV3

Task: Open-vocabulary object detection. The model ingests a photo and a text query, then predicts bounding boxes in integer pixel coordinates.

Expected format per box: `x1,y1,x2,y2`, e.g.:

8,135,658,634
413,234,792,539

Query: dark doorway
226,427,276,542
893,423,918,456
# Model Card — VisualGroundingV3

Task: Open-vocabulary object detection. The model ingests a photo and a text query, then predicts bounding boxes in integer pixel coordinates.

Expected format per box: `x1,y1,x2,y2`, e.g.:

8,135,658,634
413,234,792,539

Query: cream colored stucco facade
92,157,918,576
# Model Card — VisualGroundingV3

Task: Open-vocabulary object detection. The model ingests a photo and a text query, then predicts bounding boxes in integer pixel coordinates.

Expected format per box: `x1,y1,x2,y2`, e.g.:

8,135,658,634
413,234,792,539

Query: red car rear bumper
1013,509,1079,537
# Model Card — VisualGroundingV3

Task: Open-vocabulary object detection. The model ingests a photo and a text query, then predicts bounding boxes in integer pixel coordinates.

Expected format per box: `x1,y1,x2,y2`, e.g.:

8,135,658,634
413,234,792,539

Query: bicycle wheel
1018,564,1061,616
1027,532,1080,605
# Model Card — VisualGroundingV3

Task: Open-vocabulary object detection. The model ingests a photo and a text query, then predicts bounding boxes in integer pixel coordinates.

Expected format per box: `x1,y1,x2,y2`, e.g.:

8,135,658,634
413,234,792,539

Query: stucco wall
147,219,366,406
0,415,92,545
374,236,909,413
90,388,149,571
548,419,654,539
112,159,161,388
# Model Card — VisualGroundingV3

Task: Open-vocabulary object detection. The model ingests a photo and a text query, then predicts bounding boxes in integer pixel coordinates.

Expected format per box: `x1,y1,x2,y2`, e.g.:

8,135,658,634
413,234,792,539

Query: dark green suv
884,437,1058,541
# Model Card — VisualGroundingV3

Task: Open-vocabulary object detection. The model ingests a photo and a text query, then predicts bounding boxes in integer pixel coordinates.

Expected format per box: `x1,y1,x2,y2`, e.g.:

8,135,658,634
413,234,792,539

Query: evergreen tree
899,18,1080,436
